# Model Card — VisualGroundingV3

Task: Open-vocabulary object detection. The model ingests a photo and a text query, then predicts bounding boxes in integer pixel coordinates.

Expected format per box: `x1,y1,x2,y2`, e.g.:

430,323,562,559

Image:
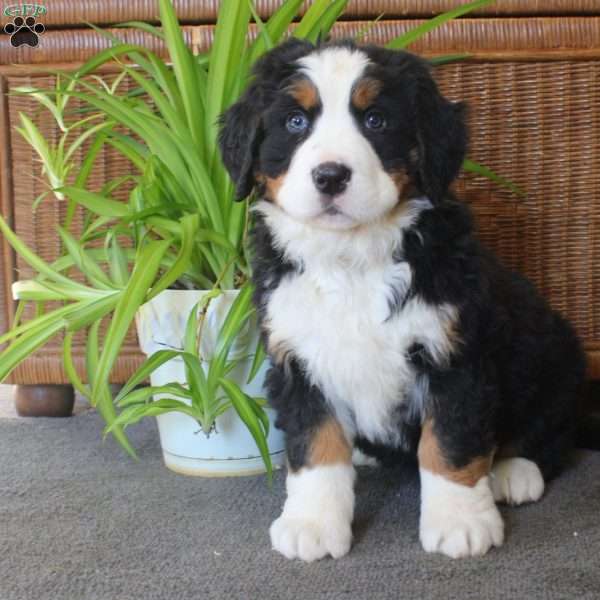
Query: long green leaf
118,21,166,40
205,0,251,165
184,291,222,356
207,287,255,404
106,398,199,432
463,159,526,197
148,214,200,299
106,234,129,287
179,351,210,422
57,226,115,289
248,395,270,437
58,186,129,218
74,44,152,78
158,0,205,147
220,378,273,482
0,215,96,293
215,284,254,357
91,240,170,407
247,337,267,384
429,53,471,65
117,384,192,408
114,349,181,404
0,318,65,382
248,0,304,63
300,0,348,43
0,301,79,345
63,293,121,331
386,0,495,49
63,332,89,398
86,319,101,392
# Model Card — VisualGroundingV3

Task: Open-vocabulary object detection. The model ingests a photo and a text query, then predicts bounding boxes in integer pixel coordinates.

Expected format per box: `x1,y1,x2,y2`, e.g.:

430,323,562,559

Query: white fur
490,457,545,505
258,198,456,445
277,46,398,229
419,469,504,558
270,464,356,562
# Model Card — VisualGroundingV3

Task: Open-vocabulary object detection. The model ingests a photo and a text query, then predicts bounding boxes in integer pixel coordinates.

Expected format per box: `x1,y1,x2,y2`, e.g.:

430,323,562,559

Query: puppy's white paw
270,515,352,562
490,457,545,505
271,463,355,562
420,470,504,559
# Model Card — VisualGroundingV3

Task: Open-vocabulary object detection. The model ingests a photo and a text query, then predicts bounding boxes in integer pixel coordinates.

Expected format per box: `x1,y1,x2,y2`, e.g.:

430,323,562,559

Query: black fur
265,356,333,471
219,41,586,482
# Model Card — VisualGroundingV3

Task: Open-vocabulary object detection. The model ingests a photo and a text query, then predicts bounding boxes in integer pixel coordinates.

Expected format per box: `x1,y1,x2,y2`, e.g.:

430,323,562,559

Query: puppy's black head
218,40,467,228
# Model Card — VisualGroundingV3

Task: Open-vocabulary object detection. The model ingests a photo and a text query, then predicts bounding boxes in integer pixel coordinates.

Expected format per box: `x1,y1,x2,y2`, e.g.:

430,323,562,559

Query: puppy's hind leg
490,457,545,505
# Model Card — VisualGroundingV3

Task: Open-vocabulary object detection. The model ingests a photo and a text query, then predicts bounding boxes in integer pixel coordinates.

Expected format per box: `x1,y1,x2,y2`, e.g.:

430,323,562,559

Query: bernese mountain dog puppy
218,39,586,561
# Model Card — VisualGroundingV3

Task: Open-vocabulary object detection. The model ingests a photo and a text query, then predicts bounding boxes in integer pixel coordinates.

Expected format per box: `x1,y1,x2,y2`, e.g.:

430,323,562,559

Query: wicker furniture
1,2,599,394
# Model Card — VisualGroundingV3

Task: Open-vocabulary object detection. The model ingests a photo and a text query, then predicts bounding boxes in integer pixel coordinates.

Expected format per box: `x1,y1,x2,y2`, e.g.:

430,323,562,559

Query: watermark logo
4,3,46,17
3,4,45,47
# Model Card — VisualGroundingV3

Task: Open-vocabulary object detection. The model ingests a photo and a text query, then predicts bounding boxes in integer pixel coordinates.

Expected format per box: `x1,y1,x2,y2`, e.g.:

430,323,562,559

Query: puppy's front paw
420,502,504,558
420,471,504,559
270,514,352,562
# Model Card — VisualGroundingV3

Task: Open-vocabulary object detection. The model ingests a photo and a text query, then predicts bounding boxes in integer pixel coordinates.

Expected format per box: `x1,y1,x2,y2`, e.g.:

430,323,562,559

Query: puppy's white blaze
258,197,456,445
278,47,398,227
270,464,356,561
419,469,504,559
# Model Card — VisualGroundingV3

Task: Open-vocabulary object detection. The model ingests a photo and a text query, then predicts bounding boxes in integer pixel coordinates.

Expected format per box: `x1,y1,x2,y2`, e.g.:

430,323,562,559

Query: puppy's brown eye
364,110,386,131
286,111,309,133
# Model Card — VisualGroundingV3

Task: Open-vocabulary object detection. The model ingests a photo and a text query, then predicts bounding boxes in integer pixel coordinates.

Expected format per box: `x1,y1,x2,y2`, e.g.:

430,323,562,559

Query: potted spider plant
0,0,509,478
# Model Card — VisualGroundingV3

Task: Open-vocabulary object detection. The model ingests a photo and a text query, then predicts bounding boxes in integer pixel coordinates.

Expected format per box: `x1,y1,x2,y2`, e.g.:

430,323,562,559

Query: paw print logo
4,16,45,48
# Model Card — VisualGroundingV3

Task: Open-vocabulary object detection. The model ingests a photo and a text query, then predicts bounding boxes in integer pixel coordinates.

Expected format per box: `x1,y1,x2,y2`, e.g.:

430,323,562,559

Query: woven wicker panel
12,0,600,28
441,61,600,347
2,17,600,65
1,18,599,381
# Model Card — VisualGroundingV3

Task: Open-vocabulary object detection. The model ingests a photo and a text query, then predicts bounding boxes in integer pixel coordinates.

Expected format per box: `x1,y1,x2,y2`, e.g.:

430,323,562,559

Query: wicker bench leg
577,381,600,452
14,384,75,418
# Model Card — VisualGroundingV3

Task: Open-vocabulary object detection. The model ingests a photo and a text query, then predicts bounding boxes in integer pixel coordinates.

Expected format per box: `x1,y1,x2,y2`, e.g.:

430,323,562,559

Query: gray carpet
1,411,599,600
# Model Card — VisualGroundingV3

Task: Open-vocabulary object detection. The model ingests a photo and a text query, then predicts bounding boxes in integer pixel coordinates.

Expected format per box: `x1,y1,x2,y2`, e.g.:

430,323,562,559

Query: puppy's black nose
312,162,352,196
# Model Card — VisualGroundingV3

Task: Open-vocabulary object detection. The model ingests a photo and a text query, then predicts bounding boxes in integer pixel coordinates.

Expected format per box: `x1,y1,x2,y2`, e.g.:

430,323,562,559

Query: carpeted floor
1,410,599,600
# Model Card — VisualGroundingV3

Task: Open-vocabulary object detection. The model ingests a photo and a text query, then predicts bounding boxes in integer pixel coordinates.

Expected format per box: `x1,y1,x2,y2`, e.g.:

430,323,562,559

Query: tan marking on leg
418,420,492,487
309,418,352,467
286,78,319,111
352,77,383,111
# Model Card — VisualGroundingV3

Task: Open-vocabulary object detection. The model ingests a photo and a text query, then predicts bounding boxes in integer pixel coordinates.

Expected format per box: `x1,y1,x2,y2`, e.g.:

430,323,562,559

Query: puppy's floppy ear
415,72,467,202
218,86,263,201
218,37,314,201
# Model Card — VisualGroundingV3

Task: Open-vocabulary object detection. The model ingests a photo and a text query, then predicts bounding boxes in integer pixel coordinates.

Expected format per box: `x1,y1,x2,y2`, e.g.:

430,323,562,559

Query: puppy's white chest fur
260,199,456,445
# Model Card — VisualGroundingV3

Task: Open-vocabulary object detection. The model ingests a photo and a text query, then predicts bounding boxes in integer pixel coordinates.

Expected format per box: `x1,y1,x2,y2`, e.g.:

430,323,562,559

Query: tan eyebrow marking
286,78,319,111
352,77,383,110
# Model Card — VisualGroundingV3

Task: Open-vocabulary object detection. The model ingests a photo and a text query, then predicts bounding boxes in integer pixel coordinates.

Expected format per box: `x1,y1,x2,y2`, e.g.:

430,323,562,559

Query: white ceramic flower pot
135,289,285,477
